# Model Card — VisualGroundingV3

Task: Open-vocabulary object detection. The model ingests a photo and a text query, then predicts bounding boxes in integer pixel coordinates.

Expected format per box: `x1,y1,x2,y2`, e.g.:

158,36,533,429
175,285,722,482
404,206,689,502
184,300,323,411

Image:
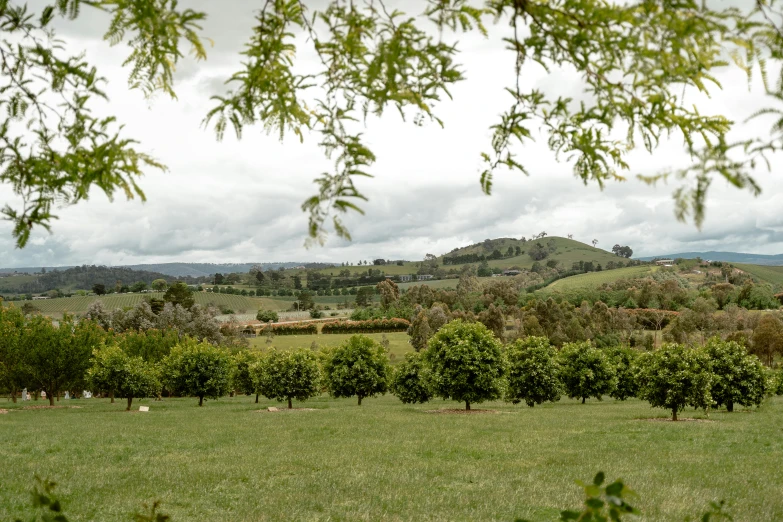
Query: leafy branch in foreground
5,1,783,246
0,0,206,247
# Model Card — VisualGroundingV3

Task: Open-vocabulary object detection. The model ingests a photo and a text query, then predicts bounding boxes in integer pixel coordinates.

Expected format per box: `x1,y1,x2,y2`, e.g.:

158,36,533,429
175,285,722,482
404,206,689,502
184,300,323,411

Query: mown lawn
248,331,412,362
2,394,782,521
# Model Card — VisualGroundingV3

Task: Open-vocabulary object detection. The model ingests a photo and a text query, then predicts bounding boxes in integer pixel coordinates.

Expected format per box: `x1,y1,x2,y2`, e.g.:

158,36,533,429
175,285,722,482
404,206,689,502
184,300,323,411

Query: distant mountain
638,251,783,266
122,262,306,278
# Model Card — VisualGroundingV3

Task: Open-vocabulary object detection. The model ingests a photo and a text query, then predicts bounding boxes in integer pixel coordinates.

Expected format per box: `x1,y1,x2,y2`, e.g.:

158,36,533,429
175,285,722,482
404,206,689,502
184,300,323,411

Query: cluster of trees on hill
0,265,212,296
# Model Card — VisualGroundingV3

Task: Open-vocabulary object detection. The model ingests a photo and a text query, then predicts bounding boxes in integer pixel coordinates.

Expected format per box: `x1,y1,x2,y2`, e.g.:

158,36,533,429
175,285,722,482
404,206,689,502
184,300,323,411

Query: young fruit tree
87,345,129,404
505,336,562,407
424,320,506,411
22,316,105,406
252,349,322,409
703,337,768,412
323,335,391,406
0,305,28,403
390,352,433,405
635,344,713,421
161,339,233,406
558,342,616,404
231,350,265,403
114,356,161,411
605,346,639,401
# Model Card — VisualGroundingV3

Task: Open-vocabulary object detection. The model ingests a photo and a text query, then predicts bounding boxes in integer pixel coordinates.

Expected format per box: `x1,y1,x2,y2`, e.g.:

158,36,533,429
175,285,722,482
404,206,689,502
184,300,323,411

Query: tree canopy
4,1,783,246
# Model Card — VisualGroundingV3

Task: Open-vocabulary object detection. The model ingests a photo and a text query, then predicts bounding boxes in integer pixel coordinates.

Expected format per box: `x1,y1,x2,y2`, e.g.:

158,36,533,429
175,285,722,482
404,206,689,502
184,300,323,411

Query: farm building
417,275,434,281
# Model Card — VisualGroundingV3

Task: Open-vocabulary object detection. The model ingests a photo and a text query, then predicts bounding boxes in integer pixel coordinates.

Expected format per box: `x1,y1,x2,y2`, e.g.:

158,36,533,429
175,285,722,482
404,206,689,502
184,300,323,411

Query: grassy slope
736,264,783,287
1,396,781,521
543,265,656,292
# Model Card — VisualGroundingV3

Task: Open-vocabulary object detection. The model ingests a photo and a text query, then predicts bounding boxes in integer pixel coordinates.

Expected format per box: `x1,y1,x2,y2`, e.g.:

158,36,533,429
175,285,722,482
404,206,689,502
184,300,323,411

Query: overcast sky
1,1,782,268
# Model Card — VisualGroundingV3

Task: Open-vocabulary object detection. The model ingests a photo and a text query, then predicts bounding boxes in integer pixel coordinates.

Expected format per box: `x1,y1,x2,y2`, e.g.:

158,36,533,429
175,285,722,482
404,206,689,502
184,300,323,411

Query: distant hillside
441,236,627,270
0,265,179,294
121,262,300,277
639,251,783,266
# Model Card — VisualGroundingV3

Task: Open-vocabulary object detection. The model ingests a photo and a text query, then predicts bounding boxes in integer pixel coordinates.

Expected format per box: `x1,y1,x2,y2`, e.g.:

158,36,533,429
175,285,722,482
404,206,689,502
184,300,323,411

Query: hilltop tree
611,245,634,258
505,337,562,407
161,339,233,406
558,341,616,404
323,335,391,405
636,344,713,421
424,320,506,410
252,349,321,409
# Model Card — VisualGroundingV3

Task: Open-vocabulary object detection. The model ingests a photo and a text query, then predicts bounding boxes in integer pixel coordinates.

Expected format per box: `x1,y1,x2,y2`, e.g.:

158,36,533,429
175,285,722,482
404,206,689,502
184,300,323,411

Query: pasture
1,293,291,316
1,395,781,521
735,263,783,287
249,331,412,361
544,265,656,291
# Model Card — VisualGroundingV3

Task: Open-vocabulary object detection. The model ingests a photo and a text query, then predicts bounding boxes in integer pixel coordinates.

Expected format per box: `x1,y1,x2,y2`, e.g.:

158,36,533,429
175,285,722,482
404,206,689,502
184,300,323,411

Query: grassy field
1,292,290,316
736,263,783,287
543,265,656,291
248,331,412,361
1,395,781,521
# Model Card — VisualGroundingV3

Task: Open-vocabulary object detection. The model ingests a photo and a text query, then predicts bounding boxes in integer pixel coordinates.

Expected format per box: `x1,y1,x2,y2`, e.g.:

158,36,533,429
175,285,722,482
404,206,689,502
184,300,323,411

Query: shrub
505,336,562,407
605,346,639,401
424,320,506,410
635,344,713,421
161,338,233,406
309,308,323,319
559,341,616,403
703,337,768,412
232,350,264,402
390,352,432,404
88,345,160,410
252,349,321,409
321,318,410,334
256,309,279,323
323,335,391,405
258,322,318,335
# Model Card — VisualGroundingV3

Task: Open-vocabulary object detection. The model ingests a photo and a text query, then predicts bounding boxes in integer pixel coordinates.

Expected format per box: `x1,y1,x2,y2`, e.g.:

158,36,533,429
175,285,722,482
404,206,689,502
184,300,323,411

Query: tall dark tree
163,282,196,309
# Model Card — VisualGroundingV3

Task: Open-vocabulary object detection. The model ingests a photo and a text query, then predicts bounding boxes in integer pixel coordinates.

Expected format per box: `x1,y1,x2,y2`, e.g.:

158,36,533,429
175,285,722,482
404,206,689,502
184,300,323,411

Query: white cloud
2,1,782,268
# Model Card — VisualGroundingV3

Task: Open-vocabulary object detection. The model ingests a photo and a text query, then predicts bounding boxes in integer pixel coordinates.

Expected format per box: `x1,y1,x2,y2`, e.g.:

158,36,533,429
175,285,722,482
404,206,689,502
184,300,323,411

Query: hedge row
322,318,411,334
258,323,318,336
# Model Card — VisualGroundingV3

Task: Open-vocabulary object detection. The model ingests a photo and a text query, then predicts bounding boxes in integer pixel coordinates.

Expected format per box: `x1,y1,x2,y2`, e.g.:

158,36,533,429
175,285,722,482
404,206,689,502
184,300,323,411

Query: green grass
249,331,412,361
736,264,783,288
2,292,290,316
1,395,782,521
543,265,656,291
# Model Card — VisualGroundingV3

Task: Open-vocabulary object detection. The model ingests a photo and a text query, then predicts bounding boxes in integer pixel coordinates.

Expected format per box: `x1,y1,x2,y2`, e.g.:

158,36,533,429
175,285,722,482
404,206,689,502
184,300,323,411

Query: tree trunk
127,397,133,411
199,396,204,407
110,390,115,404
48,393,55,407
56,392,60,402
465,401,471,411
727,401,734,413
11,390,16,403
288,397,292,409
255,393,259,404
582,397,586,404
672,408,678,421
358,395,363,406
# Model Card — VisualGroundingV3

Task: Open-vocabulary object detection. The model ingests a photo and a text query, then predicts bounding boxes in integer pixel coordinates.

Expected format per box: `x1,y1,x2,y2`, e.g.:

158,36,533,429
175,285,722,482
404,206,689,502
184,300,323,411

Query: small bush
256,309,279,323
390,352,432,404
